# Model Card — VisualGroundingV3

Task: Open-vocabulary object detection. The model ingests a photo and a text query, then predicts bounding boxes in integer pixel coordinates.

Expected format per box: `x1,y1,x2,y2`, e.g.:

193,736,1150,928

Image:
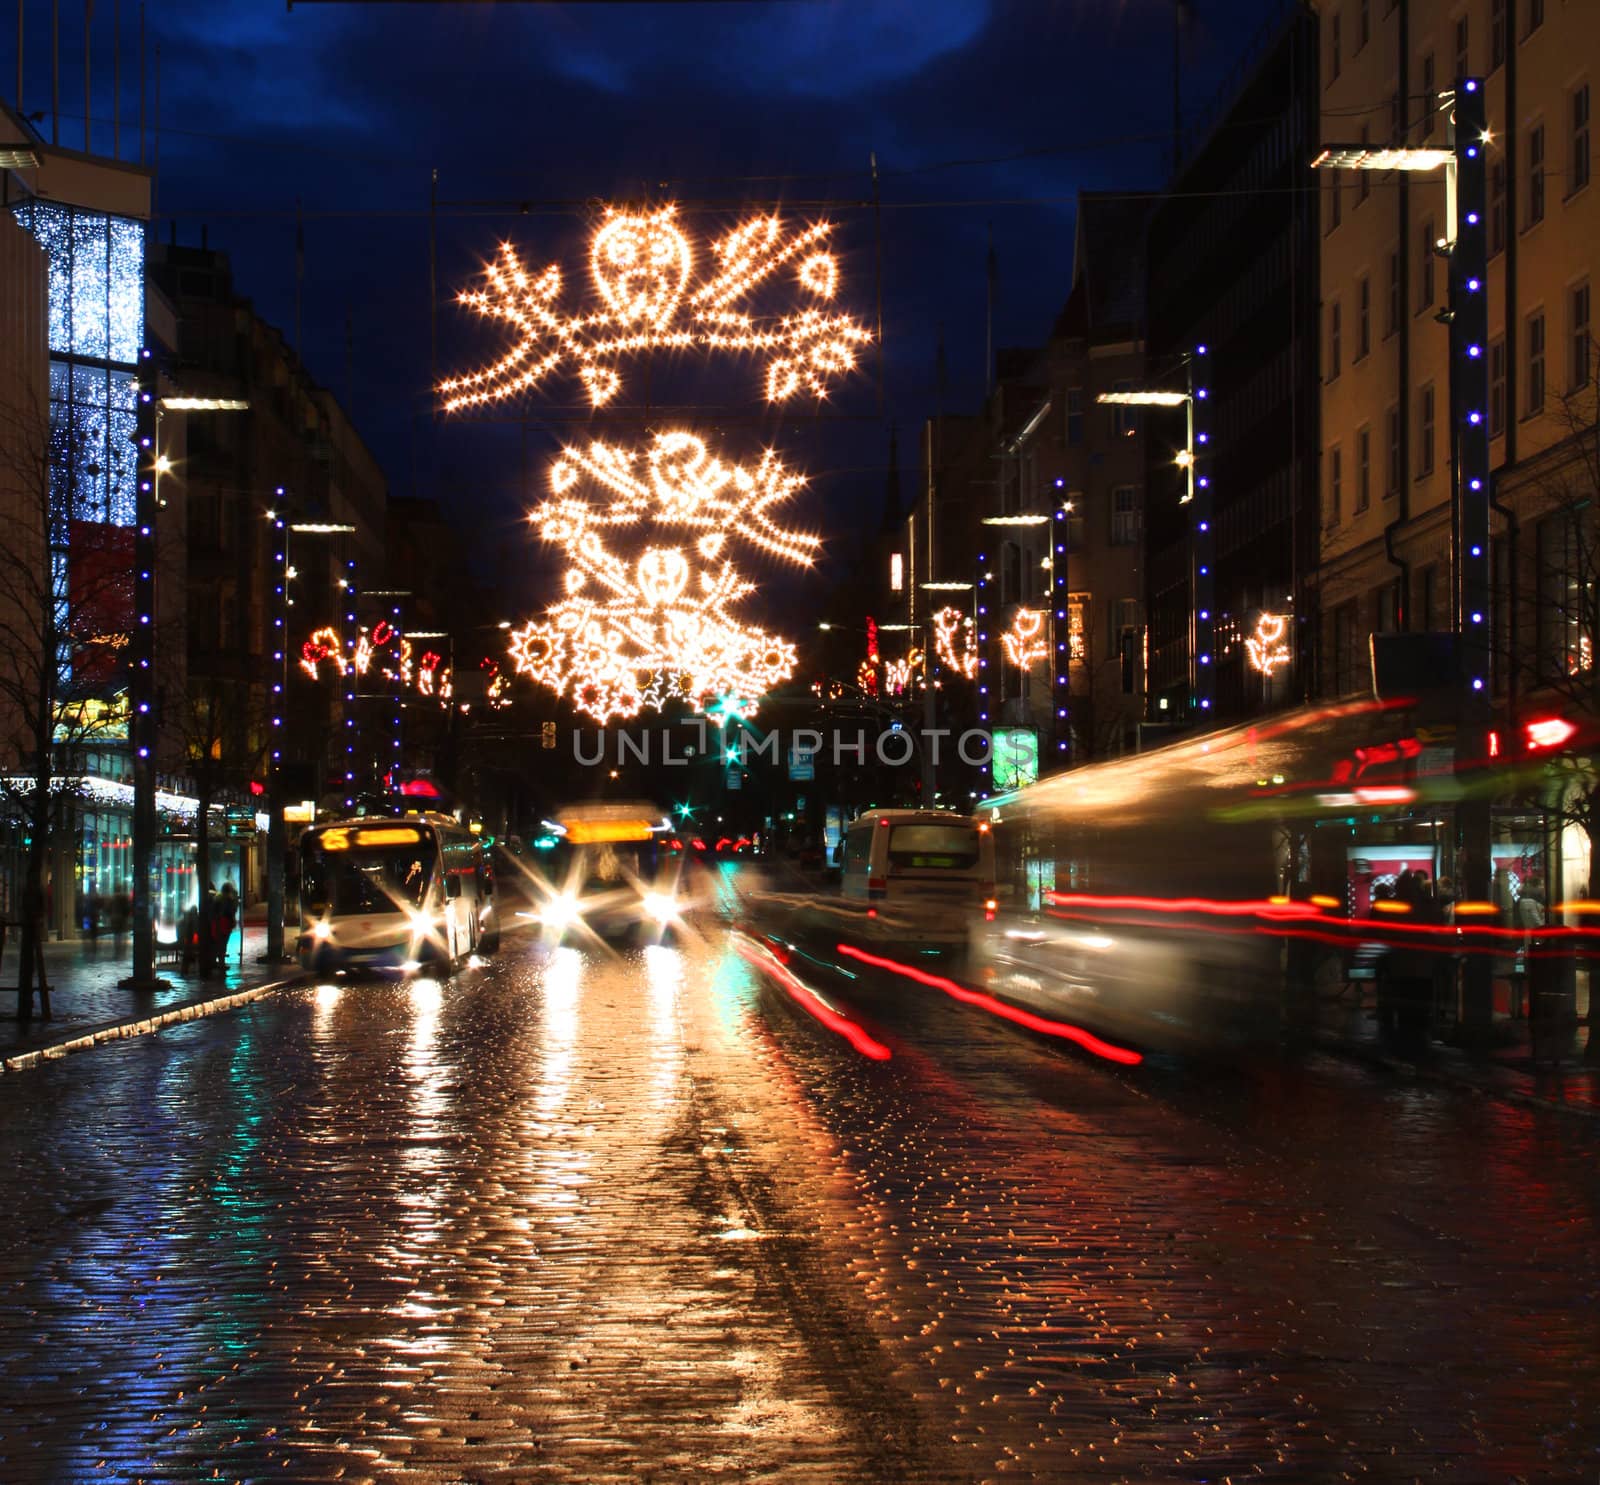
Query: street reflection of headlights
642,891,679,924
312,920,334,941
541,895,581,930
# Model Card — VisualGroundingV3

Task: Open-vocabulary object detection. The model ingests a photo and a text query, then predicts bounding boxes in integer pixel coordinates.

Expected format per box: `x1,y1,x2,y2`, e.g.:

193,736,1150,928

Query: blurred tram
973,697,1593,1055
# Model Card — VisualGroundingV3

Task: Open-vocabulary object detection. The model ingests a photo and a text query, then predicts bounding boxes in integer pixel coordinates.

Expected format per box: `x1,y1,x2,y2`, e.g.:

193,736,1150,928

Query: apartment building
1316,0,1600,698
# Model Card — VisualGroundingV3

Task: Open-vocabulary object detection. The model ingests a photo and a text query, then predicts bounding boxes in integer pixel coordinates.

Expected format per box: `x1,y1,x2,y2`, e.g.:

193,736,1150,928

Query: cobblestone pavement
0,866,1597,1482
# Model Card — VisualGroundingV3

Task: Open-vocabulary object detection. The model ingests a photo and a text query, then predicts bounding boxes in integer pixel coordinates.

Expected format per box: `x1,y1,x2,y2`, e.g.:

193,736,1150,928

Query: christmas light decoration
439,206,871,411
884,649,923,697
1002,608,1048,669
933,606,978,680
507,431,818,722
1245,612,1291,676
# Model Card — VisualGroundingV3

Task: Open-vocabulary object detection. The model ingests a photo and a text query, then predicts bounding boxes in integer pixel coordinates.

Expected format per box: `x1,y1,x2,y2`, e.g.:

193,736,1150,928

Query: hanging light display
932,606,978,679
1001,608,1048,669
507,431,820,722
438,206,871,411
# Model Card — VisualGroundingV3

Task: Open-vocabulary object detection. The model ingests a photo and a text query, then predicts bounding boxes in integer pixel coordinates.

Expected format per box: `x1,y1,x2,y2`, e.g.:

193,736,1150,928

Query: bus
297,813,500,972
838,809,996,947
971,697,1590,1055
531,801,682,940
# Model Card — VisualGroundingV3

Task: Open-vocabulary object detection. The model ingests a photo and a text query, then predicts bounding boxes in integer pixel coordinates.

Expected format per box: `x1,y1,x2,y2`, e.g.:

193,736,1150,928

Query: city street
0,866,1596,1482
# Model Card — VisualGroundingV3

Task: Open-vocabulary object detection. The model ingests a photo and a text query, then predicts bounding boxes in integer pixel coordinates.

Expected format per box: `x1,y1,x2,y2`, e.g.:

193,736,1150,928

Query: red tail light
868,876,888,900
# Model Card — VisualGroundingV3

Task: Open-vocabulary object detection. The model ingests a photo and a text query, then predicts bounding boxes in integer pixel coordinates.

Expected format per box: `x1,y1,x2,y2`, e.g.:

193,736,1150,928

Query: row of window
1327,279,1593,524
1327,0,1540,91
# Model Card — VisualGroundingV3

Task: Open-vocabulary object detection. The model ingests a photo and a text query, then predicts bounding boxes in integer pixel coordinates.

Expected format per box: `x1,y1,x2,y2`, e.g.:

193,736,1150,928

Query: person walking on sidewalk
211,882,239,973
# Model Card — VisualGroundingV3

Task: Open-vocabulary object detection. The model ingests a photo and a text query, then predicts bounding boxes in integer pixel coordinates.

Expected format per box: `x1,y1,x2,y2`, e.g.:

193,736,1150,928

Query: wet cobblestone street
0,875,1597,1482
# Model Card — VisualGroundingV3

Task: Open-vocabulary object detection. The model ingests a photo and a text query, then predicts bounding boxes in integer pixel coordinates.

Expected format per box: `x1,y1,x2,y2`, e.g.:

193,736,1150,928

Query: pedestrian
212,881,239,972
179,898,199,972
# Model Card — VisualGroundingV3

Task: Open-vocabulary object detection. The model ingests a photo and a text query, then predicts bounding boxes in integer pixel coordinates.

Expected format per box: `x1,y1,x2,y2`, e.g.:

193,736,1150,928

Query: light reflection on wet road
0,868,1596,1482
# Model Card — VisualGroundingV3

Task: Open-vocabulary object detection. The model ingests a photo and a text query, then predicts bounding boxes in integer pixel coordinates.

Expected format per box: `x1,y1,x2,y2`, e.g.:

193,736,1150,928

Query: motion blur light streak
1044,890,1323,920
732,934,892,1061
834,943,1143,1066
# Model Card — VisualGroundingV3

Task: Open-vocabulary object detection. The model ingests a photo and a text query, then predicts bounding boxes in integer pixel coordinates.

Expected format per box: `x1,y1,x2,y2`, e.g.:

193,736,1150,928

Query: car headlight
642,891,679,924
312,920,334,941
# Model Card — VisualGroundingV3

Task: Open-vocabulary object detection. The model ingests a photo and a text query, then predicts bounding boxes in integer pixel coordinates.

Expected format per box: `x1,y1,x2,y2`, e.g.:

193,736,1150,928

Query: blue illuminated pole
123,347,163,991
1453,76,1494,1038
343,556,358,811
1191,347,1215,719
1051,483,1070,761
265,495,288,963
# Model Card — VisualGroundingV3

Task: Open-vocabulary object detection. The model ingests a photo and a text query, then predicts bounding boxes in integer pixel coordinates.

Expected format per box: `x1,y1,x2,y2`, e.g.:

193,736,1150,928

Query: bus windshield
303,835,436,916
888,823,980,870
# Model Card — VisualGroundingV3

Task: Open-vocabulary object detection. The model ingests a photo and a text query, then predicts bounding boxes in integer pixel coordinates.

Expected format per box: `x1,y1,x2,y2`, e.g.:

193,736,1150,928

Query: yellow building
1315,0,1600,695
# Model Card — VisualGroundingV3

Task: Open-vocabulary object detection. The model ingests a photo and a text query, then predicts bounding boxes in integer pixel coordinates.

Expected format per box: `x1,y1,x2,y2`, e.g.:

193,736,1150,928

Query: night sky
9,0,1288,611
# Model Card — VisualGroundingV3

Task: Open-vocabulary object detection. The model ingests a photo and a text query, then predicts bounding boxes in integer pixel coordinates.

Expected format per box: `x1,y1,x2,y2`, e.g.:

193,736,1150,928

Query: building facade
1145,5,1322,728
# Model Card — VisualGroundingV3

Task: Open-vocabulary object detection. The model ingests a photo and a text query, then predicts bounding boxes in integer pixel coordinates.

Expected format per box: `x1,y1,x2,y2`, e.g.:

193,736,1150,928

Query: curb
1,976,307,1075
1314,1029,1600,1122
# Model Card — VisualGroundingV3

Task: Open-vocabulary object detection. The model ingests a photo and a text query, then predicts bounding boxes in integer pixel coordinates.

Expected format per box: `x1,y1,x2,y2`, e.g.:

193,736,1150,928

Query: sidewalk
0,922,299,1056
1316,984,1600,1118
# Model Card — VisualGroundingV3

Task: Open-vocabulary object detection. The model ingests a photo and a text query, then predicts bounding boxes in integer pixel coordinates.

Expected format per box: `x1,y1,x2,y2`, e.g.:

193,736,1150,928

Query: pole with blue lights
122,346,163,991
1191,346,1215,719
1453,76,1494,1039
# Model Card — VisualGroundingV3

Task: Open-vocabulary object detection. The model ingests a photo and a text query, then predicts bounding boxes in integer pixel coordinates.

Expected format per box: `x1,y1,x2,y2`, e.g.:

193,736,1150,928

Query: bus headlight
642,891,679,925
312,920,334,941
408,909,437,934
541,895,581,930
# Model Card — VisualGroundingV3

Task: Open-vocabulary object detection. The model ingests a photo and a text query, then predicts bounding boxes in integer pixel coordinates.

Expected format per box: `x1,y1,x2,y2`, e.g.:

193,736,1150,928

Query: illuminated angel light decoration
884,649,923,697
438,206,872,411
1001,608,1049,669
507,430,820,722
933,606,978,679
1245,612,1291,676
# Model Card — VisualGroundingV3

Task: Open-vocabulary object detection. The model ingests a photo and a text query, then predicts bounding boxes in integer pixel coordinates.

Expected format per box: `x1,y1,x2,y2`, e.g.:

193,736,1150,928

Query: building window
1529,124,1546,226
1537,511,1589,682
1455,16,1470,79
1065,387,1084,445
1111,486,1139,546
1418,383,1435,477
1357,425,1371,512
1491,0,1506,70
1329,300,1342,380
1417,564,1439,631
1357,126,1371,203
1333,601,1362,695
1490,160,1507,256
1527,310,1546,414
1418,218,1435,311
1327,173,1342,233
1572,84,1591,196
1357,0,1370,52
1387,404,1402,497
1375,581,1402,634
1525,0,1544,39
1572,282,1591,390
1490,336,1507,437
1421,54,1435,139
1387,248,1401,336
1329,445,1343,525
1329,11,1342,84
1357,275,1370,359
1109,379,1138,438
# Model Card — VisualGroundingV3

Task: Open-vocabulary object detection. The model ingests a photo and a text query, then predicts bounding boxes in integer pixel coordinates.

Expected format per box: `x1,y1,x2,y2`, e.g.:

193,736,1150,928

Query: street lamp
982,511,1067,758
1313,78,1493,1037
122,393,250,994
262,512,357,963
1101,354,1213,717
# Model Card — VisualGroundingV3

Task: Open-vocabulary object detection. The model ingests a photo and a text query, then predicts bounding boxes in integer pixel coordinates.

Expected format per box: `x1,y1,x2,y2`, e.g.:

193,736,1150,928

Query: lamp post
1100,366,1212,719
1312,78,1493,1038
917,582,973,804
263,514,356,963
122,392,249,993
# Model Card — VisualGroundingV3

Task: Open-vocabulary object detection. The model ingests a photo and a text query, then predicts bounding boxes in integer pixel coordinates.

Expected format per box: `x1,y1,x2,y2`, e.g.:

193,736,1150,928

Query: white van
838,809,996,938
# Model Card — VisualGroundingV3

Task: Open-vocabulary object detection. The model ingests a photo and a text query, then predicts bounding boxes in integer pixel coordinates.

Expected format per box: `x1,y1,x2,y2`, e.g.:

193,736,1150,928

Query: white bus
297,814,500,972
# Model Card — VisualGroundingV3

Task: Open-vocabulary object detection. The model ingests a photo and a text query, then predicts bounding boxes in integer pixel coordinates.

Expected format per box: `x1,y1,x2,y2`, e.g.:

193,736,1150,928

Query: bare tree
0,387,136,1019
